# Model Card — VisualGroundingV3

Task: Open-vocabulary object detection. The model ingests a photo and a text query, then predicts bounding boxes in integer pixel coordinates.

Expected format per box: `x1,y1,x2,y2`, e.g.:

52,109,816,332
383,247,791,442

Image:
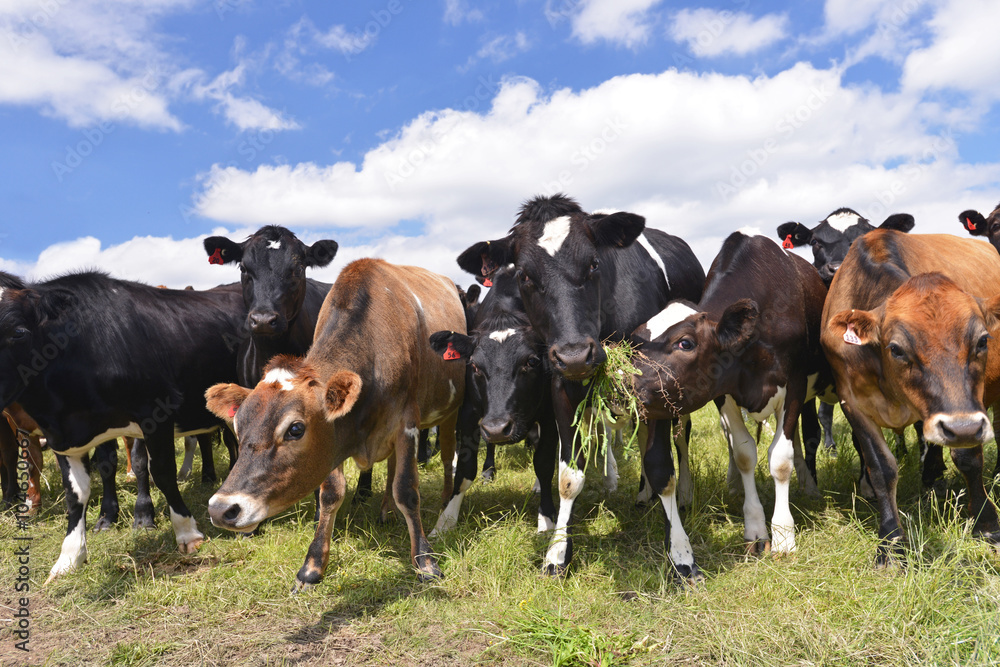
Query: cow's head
959,203,1000,254
458,194,644,381
827,273,1000,447
431,324,547,444
204,226,338,337
632,299,759,417
205,355,361,531
778,208,914,284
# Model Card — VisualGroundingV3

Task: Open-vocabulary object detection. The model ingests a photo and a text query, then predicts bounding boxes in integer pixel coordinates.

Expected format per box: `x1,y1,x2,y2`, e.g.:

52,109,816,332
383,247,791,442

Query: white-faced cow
458,194,705,574
0,272,246,582
631,232,832,578
822,231,1000,565
205,259,466,588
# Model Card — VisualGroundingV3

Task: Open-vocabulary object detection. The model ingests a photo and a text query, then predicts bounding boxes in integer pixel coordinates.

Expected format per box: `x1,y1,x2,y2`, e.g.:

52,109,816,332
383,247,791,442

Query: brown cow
822,230,1000,565
204,258,466,589
1,404,43,513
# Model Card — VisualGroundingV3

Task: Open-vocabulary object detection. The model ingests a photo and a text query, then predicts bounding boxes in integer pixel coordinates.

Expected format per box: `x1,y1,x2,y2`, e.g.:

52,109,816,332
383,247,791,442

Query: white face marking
636,231,671,289
0,287,5,301
208,492,268,531
645,302,698,340
538,216,572,256
268,240,281,250
488,328,516,343
263,367,296,391
825,210,862,232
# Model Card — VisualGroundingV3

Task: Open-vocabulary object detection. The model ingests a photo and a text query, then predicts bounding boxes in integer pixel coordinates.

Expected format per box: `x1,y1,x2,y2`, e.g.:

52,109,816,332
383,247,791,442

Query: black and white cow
458,194,705,574
0,272,245,581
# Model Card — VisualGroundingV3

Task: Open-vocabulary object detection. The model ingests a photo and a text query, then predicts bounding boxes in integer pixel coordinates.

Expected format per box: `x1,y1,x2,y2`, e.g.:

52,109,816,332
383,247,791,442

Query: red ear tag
843,323,862,346
443,342,461,360
228,405,238,418
782,234,794,250
209,248,224,265
967,217,977,232
483,278,493,287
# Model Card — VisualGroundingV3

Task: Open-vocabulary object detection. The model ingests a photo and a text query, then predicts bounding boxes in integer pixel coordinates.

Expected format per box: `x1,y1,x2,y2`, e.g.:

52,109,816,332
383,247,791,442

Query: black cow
632,232,832,577
0,272,245,582
458,194,705,574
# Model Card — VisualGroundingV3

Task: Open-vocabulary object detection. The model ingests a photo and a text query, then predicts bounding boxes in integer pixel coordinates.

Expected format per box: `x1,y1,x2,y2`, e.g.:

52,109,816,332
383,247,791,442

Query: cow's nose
925,412,992,447
248,311,279,334
208,493,266,531
549,339,601,380
481,416,516,443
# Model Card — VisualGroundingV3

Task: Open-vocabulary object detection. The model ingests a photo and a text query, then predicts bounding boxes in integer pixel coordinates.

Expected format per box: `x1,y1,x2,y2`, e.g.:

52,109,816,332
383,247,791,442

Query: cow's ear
959,210,988,237
305,240,339,267
589,211,645,248
204,236,243,265
776,222,812,247
464,284,481,307
457,238,513,278
206,384,251,425
716,299,758,351
324,371,362,421
978,293,1000,330
430,331,476,359
829,309,880,346
879,213,915,233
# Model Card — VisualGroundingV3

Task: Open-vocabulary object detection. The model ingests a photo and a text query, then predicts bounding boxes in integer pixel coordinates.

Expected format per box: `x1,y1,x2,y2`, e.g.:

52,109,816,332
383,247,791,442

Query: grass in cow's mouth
571,340,645,473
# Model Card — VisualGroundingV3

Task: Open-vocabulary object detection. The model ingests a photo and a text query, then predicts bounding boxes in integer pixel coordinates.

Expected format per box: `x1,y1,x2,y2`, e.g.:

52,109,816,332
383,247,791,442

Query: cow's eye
589,259,599,275
520,271,533,288
525,355,541,369
977,333,990,354
887,343,906,360
675,339,694,351
9,327,29,342
285,421,306,440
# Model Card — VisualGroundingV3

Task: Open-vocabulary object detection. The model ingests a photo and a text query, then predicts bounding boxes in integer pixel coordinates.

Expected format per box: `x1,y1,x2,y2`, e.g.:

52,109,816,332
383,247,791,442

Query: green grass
2,407,999,666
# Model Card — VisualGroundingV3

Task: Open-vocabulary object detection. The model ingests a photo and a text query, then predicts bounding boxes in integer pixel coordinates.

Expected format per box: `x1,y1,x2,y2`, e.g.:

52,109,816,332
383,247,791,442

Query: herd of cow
2,194,1000,591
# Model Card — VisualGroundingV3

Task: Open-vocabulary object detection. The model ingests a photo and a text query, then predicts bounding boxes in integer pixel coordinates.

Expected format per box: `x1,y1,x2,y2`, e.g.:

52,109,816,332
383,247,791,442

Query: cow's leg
438,415,456,503
852,431,875,499
46,453,91,583
818,402,837,454
543,379,587,576
143,428,204,554
534,416,558,532
717,396,769,554
353,469,373,506
177,435,197,482
799,399,821,493
130,438,156,529
602,426,619,494
792,428,821,499
919,422,946,495
394,422,440,580
221,428,238,470
416,428,431,465
481,442,497,483
841,401,904,566
949,445,1000,543
91,441,119,532
123,436,136,482
293,466,347,593
197,432,217,484
675,415,693,509
768,390,799,555
379,455,398,523
22,434,44,514
644,420,701,583
431,402,479,537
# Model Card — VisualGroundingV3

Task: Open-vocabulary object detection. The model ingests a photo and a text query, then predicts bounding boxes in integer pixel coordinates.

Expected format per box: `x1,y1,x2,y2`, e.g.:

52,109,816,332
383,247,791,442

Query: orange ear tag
443,342,461,360
843,323,862,346
229,405,238,418
782,234,794,250
483,278,493,287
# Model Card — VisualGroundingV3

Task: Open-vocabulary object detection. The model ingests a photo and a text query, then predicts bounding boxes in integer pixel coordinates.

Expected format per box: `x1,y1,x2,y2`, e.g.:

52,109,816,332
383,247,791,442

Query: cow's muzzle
208,492,267,531
923,411,993,448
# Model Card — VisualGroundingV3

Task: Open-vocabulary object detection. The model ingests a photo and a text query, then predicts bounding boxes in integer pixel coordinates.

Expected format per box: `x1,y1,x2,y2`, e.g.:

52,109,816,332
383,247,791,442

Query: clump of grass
571,340,644,472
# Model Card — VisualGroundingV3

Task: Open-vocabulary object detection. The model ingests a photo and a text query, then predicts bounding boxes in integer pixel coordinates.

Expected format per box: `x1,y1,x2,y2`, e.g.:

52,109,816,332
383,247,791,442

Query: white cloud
460,32,532,71
823,0,896,35
902,0,1000,99
669,9,789,57
187,63,1000,273
566,0,665,48
187,64,300,132
444,0,484,26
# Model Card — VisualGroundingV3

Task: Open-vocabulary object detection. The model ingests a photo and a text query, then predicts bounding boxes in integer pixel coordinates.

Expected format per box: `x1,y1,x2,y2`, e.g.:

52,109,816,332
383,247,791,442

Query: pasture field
2,407,999,666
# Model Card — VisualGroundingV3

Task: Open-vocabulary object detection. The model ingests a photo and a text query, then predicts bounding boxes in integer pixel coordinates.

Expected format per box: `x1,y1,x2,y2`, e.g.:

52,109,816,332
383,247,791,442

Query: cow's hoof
177,537,204,554
125,472,137,483
673,563,705,587
416,557,442,581
92,515,115,532
132,515,155,530
542,562,568,577
292,579,316,595
745,539,771,557
481,468,495,484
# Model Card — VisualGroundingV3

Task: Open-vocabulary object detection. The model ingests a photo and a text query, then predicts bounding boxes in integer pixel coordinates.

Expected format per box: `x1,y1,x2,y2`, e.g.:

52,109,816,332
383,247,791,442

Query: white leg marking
660,487,695,571
544,461,585,569
767,400,796,555
537,511,555,532
532,477,541,494
178,436,197,482
719,396,768,545
47,456,90,582
169,508,205,554
430,478,472,537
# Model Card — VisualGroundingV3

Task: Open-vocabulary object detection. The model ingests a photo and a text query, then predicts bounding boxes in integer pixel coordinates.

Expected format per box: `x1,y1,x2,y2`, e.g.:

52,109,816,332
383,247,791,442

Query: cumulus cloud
564,0,665,48
823,0,898,35
186,64,300,132
444,0,484,26
669,9,789,57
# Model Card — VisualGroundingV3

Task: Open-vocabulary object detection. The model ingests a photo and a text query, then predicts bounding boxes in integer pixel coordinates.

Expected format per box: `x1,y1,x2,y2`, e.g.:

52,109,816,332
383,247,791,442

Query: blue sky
1,0,999,288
